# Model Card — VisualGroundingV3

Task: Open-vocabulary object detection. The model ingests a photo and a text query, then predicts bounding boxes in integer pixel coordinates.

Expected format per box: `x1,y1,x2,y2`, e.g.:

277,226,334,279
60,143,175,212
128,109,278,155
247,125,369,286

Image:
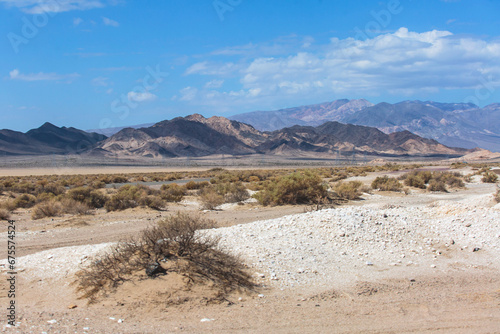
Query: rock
68,304,77,309
145,262,166,277
118,319,124,323
201,318,214,322
473,247,480,252
430,264,436,268
47,320,57,324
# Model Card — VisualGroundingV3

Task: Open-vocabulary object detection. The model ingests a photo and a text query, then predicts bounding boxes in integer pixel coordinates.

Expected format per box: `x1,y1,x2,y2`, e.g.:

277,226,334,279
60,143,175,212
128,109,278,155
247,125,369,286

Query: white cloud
177,28,500,111
91,76,111,86
9,69,79,82
0,0,111,14
178,87,198,101
73,17,83,26
127,91,157,102
204,79,224,89
102,16,119,27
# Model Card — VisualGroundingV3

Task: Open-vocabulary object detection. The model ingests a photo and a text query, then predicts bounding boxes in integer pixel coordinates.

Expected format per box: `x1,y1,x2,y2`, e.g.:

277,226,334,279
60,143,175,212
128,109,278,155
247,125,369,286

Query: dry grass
75,212,254,303
0,208,10,220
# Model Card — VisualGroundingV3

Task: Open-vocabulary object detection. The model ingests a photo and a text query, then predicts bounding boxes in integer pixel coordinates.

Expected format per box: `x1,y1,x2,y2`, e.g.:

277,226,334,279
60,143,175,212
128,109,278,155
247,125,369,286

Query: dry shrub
428,180,447,192
198,187,224,210
75,212,254,303
1,200,16,212
215,182,249,203
106,185,164,211
333,181,362,200
13,194,37,208
330,172,348,182
61,198,92,215
0,208,10,220
254,171,327,206
160,184,186,202
482,172,498,183
67,187,108,208
495,190,500,203
31,201,63,219
371,176,403,192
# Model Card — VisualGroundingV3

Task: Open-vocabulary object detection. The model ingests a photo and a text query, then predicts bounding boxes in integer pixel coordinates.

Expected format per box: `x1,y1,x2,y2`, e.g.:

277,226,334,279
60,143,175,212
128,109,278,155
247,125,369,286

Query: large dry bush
13,194,37,208
371,176,403,192
31,201,63,219
254,171,327,206
160,183,186,202
333,181,363,200
75,212,254,302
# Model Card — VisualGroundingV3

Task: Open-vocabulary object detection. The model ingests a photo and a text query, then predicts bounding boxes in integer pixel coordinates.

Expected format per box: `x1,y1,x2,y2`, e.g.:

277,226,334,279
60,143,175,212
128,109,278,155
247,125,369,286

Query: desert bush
13,194,37,208
106,185,160,211
0,208,10,220
75,212,254,302
160,183,186,202
330,171,348,182
428,180,447,192
140,195,166,210
402,172,428,189
198,187,225,210
31,201,63,219
214,182,249,203
482,172,498,183
333,181,362,200
67,187,108,208
60,198,92,215
254,171,327,206
185,180,199,190
371,176,403,192
495,190,500,203
36,192,56,203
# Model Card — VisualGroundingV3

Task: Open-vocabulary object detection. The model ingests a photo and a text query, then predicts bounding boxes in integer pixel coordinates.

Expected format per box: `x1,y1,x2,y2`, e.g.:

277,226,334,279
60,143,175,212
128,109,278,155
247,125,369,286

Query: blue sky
1,0,499,132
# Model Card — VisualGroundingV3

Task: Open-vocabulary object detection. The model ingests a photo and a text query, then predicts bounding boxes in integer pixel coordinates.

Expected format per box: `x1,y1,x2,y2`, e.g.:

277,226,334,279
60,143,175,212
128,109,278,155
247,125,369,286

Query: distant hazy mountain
87,122,156,137
0,122,107,156
93,114,470,158
231,99,500,152
229,99,373,131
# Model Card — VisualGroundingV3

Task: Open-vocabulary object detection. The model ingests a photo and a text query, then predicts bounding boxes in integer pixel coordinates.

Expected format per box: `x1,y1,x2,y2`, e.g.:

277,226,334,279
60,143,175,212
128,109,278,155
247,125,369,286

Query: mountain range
230,99,500,152
0,122,106,156
91,114,468,158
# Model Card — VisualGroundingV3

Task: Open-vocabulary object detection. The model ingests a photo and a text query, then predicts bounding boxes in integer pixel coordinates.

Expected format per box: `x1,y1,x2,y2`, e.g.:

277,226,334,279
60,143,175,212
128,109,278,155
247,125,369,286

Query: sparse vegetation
482,172,498,183
75,212,254,303
371,176,403,192
253,171,327,206
400,170,465,192
106,185,166,211
495,190,500,203
198,187,225,210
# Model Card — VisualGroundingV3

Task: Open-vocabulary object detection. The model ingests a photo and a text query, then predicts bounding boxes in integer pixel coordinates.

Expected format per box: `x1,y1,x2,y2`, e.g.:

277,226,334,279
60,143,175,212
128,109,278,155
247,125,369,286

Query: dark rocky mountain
0,122,107,156
95,114,470,158
231,99,500,152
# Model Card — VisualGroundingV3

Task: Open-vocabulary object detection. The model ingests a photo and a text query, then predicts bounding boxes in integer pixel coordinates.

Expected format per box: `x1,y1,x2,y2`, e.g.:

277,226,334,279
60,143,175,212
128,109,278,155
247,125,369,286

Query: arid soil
1,166,499,333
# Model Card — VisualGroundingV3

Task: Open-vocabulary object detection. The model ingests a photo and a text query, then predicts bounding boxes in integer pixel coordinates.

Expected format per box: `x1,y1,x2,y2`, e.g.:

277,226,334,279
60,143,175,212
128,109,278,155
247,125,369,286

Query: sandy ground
0,167,499,333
